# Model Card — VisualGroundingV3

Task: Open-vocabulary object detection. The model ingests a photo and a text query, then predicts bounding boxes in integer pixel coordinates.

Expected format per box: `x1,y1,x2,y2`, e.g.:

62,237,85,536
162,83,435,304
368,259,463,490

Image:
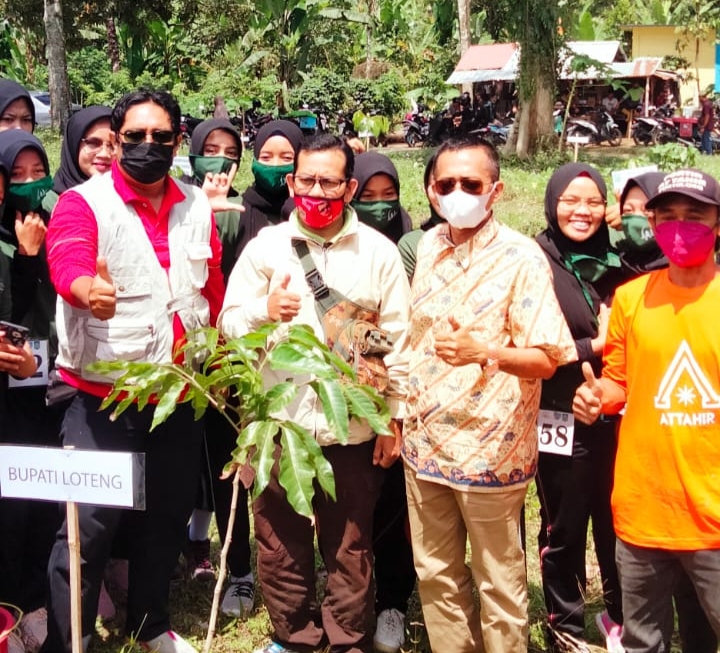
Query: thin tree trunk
456,0,472,96
106,16,121,73
43,0,71,130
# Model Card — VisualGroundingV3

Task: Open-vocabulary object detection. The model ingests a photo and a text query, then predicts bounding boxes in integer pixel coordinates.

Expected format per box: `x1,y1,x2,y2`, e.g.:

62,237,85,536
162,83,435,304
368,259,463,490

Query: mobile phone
0,320,30,347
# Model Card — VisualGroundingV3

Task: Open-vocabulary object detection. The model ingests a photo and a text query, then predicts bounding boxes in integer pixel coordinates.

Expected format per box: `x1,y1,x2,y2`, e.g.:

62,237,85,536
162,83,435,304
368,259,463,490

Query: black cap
645,169,720,209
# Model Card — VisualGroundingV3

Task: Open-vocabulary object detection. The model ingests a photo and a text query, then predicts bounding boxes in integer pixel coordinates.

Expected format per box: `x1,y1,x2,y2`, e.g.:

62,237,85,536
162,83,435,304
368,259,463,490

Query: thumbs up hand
572,361,604,424
434,316,489,367
267,273,301,322
88,256,116,320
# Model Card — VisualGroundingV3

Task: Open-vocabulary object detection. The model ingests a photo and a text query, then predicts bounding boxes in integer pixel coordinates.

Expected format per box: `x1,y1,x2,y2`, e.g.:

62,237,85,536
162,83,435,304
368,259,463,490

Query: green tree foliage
88,324,392,518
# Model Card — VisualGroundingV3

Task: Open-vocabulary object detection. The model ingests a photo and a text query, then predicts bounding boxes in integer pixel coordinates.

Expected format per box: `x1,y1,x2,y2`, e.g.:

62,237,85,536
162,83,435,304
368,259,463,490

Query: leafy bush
646,142,699,170
348,71,408,119
290,67,348,113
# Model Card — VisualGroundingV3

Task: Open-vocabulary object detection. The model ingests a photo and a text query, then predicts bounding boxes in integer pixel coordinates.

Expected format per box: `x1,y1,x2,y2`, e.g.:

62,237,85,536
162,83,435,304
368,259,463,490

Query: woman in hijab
236,118,304,258
53,105,113,194
186,118,243,281
0,79,34,132
351,151,412,245
0,129,61,635
535,163,631,653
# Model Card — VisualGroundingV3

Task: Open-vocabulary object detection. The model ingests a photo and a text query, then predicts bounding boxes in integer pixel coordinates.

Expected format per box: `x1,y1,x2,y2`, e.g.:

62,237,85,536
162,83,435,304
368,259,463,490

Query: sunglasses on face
433,177,492,196
119,130,176,145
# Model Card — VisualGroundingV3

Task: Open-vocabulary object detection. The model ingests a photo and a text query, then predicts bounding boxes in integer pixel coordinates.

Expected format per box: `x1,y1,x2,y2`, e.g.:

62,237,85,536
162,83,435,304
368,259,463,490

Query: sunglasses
119,130,176,145
434,177,492,196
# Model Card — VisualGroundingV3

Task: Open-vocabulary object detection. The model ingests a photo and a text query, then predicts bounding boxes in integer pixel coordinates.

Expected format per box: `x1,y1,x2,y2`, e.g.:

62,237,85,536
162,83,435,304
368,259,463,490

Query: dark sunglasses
119,130,176,145
433,177,492,196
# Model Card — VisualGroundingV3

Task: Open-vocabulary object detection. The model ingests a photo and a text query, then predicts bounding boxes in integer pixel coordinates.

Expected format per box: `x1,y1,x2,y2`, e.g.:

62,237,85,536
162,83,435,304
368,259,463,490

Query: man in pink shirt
41,89,224,653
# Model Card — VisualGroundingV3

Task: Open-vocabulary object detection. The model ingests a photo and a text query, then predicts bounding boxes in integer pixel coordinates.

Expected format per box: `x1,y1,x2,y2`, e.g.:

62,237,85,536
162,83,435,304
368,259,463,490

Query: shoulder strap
291,238,338,315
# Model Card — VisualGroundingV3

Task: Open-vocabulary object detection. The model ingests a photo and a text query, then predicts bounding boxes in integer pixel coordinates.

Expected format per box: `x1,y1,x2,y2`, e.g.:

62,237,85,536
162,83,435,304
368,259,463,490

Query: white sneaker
18,608,47,653
140,630,198,653
221,574,255,618
373,608,405,653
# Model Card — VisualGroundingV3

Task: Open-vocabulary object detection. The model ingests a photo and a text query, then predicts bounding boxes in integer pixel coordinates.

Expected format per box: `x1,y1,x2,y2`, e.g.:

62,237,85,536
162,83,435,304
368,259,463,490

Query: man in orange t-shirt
574,169,720,653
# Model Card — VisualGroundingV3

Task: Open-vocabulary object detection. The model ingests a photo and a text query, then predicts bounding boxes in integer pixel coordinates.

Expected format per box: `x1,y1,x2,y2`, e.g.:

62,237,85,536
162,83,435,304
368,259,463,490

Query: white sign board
566,135,591,144
611,165,659,194
537,410,575,457
0,446,146,509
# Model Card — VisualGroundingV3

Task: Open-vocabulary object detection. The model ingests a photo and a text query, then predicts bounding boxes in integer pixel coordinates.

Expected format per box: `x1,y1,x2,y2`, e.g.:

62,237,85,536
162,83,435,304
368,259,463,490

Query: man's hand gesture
267,274,301,322
434,316,486,367
572,362,603,425
201,163,245,213
89,256,116,320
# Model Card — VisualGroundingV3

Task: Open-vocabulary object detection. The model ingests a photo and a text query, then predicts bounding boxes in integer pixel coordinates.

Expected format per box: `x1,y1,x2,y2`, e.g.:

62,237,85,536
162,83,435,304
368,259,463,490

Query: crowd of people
0,79,719,653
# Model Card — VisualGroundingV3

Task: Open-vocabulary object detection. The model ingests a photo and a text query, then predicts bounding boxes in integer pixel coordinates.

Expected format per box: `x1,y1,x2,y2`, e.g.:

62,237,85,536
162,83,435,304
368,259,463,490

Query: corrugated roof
564,40,627,64
447,45,520,84
453,42,519,72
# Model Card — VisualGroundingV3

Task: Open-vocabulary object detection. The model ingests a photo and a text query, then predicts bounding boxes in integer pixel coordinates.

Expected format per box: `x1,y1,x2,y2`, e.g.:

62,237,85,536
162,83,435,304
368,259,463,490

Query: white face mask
437,186,495,230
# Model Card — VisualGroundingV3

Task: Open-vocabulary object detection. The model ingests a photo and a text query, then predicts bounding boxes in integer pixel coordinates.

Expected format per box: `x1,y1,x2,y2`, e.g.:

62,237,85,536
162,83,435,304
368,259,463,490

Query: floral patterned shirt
403,219,577,491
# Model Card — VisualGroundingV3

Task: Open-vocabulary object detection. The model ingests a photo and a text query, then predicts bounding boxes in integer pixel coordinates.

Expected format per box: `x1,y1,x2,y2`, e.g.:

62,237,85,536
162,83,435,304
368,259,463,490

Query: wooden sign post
0,445,145,653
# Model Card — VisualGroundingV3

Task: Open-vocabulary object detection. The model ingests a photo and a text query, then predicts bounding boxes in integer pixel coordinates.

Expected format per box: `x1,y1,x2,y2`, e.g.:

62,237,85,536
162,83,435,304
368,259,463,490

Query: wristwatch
485,343,500,377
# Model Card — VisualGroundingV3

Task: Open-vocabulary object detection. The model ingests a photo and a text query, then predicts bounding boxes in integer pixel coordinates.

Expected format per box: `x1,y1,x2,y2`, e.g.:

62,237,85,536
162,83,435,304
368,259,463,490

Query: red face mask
654,220,716,268
294,195,345,229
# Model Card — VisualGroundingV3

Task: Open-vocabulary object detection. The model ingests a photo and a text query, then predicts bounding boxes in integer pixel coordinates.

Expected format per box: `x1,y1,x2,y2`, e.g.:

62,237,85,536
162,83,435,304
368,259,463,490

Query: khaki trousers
405,469,528,653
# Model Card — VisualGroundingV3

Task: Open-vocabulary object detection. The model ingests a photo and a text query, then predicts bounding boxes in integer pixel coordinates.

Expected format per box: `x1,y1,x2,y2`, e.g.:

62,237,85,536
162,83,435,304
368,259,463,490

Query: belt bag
292,239,393,393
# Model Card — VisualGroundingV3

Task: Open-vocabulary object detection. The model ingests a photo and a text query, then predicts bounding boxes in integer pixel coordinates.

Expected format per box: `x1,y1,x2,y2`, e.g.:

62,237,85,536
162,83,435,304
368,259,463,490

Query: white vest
55,173,213,384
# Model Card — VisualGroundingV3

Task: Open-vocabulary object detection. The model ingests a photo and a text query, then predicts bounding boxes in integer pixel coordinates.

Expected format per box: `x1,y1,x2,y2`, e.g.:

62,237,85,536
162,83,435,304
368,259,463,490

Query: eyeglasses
80,138,115,153
558,196,605,210
292,175,347,193
119,130,176,145
434,177,492,196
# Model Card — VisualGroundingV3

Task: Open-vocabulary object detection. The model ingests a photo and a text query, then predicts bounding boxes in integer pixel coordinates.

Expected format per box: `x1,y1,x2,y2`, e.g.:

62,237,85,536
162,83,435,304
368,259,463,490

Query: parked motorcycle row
403,106,513,148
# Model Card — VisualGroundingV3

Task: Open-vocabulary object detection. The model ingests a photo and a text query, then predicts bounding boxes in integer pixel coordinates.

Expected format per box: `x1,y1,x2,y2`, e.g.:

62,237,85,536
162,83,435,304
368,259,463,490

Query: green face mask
621,213,657,251
251,159,293,195
351,199,402,231
8,175,53,215
566,251,621,283
189,155,237,184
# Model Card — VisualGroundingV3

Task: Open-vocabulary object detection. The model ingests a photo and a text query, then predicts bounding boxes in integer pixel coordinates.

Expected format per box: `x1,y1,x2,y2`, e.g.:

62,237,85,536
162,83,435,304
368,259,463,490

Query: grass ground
33,130,715,652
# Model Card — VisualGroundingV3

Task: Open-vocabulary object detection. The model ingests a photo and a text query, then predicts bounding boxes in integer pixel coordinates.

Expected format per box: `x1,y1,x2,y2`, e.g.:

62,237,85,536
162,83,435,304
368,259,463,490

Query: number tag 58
537,410,574,456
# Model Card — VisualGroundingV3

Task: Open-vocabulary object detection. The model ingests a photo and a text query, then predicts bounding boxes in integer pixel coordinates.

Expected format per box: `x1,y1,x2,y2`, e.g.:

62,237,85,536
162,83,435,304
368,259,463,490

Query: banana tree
88,323,391,652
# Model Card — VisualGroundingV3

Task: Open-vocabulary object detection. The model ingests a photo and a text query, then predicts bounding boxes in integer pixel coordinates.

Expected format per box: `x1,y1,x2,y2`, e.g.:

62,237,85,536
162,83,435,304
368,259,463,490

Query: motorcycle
476,121,510,146
403,109,430,147
180,114,203,146
631,115,662,145
565,110,622,147
337,110,356,138
651,103,679,144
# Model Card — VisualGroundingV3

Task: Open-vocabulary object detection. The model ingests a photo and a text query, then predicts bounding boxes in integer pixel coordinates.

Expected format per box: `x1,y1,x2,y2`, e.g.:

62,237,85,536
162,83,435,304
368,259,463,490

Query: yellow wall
630,25,716,105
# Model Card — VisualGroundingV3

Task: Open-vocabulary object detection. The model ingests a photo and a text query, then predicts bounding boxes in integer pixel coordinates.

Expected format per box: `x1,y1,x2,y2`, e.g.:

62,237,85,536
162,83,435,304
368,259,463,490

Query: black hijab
53,105,112,194
235,120,304,259
618,170,667,273
0,129,50,176
0,79,34,127
190,118,243,158
541,162,610,257
352,151,412,243
619,171,666,209
253,119,303,159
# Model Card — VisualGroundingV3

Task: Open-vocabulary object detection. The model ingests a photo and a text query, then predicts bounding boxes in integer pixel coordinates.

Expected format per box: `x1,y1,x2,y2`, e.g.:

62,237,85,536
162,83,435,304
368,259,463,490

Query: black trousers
372,459,415,615
536,421,622,637
40,392,203,653
203,406,252,578
0,387,64,612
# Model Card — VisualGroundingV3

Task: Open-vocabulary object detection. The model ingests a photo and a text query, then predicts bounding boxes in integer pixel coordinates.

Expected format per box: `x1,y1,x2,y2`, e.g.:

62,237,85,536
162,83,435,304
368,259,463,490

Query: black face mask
120,142,174,184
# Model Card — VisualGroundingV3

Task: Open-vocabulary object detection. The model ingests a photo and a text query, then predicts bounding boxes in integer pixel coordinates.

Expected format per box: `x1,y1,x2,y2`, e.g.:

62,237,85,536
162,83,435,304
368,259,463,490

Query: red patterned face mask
294,195,345,229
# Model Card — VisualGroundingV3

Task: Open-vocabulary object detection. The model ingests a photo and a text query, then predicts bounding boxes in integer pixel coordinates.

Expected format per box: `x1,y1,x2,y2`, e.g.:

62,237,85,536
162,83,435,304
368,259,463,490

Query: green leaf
151,378,187,431
247,421,280,497
277,425,316,517
311,378,349,442
343,384,391,435
268,341,336,376
266,382,298,413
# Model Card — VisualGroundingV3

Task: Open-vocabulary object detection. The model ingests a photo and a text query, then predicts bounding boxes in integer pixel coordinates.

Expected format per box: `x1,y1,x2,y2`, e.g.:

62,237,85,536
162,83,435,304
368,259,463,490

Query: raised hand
15,211,47,256
201,163,245,213
267,274,301,322
572,361,604,424
89,256,116,320
434,315,487,367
